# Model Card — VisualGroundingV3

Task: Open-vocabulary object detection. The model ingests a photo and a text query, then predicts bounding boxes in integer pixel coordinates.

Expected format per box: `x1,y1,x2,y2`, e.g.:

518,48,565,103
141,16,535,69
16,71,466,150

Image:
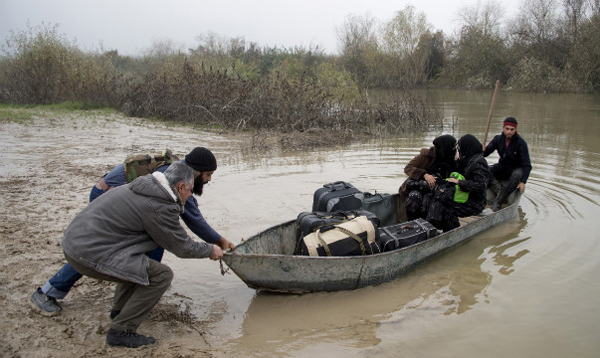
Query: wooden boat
222,189,521,293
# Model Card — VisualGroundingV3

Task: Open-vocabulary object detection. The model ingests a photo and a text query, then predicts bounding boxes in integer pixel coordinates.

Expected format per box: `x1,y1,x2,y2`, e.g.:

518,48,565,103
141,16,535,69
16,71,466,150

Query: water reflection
487,210,532,276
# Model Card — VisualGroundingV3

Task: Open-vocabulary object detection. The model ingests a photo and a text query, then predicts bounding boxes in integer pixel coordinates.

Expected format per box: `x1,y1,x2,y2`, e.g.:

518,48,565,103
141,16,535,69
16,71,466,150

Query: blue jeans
42,248,165,299
89,185,104,202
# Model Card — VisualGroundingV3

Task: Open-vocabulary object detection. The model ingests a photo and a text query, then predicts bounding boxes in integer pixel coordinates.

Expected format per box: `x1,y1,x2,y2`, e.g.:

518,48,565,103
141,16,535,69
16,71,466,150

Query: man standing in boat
483,117,532,211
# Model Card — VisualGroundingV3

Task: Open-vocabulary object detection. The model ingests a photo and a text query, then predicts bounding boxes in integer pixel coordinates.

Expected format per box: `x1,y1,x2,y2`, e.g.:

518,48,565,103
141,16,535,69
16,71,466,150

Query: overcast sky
1,0,521,56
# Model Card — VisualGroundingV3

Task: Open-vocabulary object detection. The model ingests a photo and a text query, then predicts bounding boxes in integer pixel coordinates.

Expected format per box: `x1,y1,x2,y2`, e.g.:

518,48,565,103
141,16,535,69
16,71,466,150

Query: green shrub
1,24,441,135
508,57,583,93
316,62,361,103
0,23,126,108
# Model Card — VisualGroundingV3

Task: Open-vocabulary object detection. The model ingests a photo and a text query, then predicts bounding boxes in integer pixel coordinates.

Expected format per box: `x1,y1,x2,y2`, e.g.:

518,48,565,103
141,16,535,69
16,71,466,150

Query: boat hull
222,191,520,293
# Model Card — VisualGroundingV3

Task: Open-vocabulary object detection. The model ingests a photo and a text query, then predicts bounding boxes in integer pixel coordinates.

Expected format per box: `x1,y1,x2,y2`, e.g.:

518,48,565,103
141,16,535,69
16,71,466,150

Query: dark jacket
399,147,436,196
454,134,490,213
456,153,489,211
98,162,222,243
62,172,213,285
483,133,532,183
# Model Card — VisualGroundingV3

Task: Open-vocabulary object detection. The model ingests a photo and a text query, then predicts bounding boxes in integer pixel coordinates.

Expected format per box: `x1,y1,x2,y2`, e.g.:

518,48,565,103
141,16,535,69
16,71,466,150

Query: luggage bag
296,210,380,241
361,192,396,226
297,215,381,256
378,218,438,252
312,181,364,212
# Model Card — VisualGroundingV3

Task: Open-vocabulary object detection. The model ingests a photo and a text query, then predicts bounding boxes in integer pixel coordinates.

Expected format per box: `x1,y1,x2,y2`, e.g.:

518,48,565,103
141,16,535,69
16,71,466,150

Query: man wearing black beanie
31,147,235,320
184,147,217,196
185,147,217,171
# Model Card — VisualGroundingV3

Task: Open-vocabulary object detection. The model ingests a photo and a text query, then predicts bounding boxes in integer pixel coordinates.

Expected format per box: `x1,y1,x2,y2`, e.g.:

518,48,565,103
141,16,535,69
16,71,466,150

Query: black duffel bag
297,215,381,256
378,218,438,252
296,210,380,240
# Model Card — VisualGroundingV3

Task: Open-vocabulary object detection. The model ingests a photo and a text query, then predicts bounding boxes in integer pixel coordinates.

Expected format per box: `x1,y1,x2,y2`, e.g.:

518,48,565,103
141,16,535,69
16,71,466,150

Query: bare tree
143,39,185,59
520,0,559,44
192,32,228,57
457,0,505,37
336,13,378,56
562,0,589,41
381,5,431,58
380,5,432,86
590,0,600,15
335,13,379,86
447,0,509,88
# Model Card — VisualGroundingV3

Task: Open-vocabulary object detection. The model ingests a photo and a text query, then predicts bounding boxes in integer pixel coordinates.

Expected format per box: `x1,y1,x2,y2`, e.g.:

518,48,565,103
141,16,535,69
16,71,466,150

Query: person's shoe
481,208,494,216
109,309,121,320
106,328,156,348
30,287,62,316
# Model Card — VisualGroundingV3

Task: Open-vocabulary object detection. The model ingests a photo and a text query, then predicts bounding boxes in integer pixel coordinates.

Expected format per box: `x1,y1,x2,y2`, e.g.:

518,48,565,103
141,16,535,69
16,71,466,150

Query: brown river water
1,89,599,357
167,90,600,357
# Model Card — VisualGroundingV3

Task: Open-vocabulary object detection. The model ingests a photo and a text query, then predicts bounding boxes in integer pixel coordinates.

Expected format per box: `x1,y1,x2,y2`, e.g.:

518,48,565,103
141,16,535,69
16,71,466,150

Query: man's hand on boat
218,236,236,251
210,245,224,260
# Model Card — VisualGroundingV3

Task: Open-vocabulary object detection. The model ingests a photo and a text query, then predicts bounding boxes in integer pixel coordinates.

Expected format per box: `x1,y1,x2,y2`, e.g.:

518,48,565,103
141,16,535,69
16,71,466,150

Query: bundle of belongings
404,173,469,232
295,182,439,257
295,210,381,256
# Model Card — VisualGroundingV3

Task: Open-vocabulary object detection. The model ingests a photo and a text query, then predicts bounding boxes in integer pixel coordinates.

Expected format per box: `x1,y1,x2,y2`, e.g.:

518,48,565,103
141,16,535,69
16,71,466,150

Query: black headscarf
457,134,483,173
428,134,457,178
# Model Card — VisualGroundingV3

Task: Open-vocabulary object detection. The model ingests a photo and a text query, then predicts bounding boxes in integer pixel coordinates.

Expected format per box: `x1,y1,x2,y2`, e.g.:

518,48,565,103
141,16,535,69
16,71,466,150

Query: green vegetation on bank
0,102,119,125
0,103,35,123
0,24,441,133
1,0,598,132
336,1,600,92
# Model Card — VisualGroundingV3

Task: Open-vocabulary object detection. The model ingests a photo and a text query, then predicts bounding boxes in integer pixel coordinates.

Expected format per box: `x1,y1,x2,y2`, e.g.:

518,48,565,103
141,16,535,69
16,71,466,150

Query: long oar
483,80,501,145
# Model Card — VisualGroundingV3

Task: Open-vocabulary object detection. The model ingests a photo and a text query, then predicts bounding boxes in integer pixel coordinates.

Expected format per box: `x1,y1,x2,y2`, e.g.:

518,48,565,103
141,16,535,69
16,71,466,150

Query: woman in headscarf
398,134,458,221
427,134,490,231
450,134,490,215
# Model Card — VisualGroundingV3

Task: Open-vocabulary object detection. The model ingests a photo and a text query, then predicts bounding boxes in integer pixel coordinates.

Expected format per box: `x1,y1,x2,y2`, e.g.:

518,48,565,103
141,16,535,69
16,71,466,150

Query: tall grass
0,23,441,134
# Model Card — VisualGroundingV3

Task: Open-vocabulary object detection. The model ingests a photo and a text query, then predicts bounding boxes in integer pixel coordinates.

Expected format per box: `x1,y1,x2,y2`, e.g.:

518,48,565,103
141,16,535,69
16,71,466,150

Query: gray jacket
61,172,213,285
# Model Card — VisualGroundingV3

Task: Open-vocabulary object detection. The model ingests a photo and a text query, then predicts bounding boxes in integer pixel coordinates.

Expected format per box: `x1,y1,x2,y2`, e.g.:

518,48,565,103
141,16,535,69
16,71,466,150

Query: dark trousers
490,164,522,204
64,253,173,333
45,244,164,299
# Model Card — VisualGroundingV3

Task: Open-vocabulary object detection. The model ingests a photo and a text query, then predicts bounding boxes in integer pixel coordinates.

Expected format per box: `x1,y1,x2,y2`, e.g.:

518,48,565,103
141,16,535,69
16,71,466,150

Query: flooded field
2,90,600,357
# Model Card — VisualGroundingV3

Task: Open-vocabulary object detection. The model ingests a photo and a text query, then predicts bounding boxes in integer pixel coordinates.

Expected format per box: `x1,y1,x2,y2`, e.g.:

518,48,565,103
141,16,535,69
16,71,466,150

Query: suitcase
378,218,438,252
312,181,364,212
296,210,380,241
297,215,381,256
361,192,396,226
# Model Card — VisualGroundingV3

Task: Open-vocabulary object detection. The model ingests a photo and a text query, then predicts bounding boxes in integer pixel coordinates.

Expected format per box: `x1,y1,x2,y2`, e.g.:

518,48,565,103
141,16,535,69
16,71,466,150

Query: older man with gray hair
61,161,223,348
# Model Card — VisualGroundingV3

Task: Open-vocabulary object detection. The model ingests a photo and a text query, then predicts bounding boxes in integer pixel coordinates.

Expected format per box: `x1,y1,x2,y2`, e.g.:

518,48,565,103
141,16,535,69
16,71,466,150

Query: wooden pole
483,79,501,145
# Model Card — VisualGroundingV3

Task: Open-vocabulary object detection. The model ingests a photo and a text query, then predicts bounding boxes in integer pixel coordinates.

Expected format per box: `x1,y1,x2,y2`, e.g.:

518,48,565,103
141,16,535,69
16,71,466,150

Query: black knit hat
184,147,217,172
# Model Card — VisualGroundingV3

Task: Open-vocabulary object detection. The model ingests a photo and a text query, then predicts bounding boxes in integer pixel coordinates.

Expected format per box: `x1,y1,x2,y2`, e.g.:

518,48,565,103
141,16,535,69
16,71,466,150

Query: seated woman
427,134,490,231
399,134,457,221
